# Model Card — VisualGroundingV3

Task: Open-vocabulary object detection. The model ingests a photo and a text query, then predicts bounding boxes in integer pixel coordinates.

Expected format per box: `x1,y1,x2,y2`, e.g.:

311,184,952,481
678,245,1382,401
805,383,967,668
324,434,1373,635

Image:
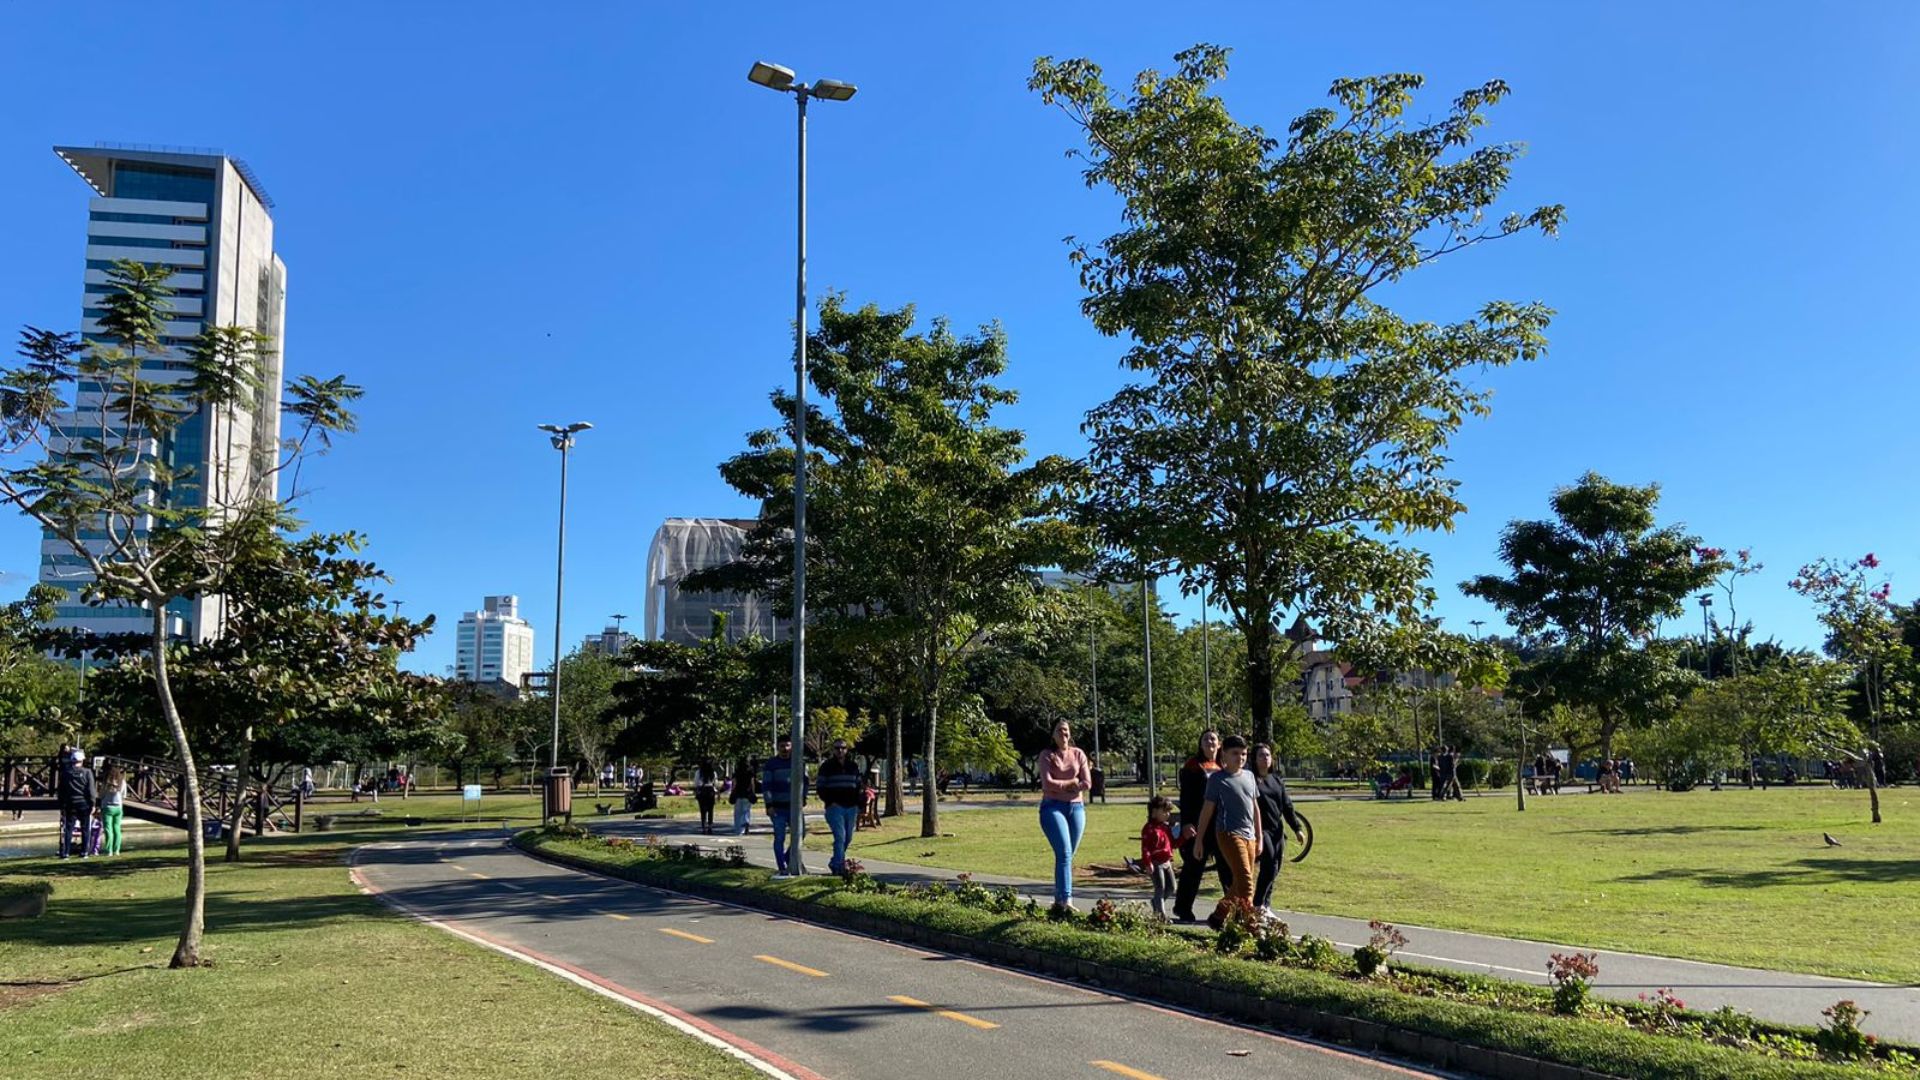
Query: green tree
694,299,1088,837
0,262,360,966
1464,474,1724,761
0,585,82,752
1792,554,1905,822
1030,47,1561,745
610,635,773,769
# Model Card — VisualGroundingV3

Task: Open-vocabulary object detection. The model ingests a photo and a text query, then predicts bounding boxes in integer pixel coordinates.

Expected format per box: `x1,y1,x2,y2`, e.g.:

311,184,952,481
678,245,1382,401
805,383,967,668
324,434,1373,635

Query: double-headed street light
539,422,592,779
749,59,857,877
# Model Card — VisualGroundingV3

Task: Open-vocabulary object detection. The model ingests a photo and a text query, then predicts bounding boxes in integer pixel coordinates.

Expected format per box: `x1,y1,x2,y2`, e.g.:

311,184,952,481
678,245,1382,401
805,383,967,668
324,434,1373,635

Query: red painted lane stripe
348,855,830,1080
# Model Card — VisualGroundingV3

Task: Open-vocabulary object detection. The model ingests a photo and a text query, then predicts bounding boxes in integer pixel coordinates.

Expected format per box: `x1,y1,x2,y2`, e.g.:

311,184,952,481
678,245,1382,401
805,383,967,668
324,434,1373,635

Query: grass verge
524,827,1919,1080
825,786,1920,983
0,825,763,1080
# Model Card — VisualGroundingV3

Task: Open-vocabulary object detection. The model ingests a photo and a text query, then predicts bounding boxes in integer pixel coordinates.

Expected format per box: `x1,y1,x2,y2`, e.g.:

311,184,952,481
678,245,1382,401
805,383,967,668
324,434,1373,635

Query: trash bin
543,766,573,822
1091,767,1106,799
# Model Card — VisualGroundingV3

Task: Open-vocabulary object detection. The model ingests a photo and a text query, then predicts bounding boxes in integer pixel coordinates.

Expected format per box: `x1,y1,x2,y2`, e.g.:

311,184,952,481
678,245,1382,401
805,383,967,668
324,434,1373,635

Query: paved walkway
597,815,1920,1043
352,831,1441,1080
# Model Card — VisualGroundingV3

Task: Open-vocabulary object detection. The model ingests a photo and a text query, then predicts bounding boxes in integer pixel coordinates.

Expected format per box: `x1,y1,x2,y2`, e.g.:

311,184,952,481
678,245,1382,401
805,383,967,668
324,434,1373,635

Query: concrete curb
515,837,1631,1080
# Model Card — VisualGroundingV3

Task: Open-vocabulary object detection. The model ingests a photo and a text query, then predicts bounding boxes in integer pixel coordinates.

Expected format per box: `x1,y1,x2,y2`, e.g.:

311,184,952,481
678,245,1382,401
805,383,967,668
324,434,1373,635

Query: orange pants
1208,830,1259,927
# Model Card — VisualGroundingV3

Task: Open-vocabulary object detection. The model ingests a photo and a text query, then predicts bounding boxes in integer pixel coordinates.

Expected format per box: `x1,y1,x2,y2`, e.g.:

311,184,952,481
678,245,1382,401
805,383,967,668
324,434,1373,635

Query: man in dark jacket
816,740,863,875
1172,730,1231,922
57,747,97,859
762,735,807,875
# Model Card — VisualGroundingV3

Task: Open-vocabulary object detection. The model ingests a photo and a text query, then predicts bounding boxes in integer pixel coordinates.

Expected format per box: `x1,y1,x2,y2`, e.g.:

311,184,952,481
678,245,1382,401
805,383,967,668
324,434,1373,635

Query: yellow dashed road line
603,912,631,921
754,954,828,978
888,994,1000,1030
468,872,489,879
1090,1062,1164,1080
659,928,715,944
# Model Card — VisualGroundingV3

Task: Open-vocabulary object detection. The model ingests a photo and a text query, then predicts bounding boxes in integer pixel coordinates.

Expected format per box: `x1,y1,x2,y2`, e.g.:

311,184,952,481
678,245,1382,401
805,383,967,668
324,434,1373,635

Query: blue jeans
1038,799,1085,905
769,808,804,873
824,804,858,873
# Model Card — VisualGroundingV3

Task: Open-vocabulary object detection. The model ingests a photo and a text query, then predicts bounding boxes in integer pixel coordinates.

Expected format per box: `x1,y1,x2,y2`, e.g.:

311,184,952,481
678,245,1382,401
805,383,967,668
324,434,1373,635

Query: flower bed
516,827,1918,1080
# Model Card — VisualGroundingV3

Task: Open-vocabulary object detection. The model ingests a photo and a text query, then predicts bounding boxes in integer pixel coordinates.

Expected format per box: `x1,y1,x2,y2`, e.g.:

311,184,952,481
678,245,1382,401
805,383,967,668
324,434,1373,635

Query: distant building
643,519,784,645
455,595,535,685
581,624,635,657
1299,650,1359,724
41,144,287,642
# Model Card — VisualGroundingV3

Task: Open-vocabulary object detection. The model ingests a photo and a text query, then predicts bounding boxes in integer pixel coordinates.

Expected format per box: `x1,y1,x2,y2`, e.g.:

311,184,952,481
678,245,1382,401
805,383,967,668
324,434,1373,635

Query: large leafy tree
78,531,439,858
1030,47,1562,744
694,299,1088,837
0,260,360,966
0,585,81,753
609,634,773,768
1464,473,1725,760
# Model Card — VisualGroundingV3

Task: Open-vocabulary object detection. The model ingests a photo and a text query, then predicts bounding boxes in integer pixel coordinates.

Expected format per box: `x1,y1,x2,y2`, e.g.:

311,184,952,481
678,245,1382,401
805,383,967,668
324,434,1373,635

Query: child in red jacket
1140,795,1177,919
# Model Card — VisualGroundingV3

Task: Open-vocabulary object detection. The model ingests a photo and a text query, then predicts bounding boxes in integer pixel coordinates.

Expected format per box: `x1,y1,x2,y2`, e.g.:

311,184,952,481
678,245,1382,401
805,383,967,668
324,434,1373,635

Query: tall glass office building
42,144,287,642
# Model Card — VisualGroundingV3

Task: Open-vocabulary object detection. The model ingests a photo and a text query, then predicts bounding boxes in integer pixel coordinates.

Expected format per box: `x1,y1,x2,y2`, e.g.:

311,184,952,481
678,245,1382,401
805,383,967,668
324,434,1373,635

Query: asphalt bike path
603,816,1920,1043
351,831,1445,1080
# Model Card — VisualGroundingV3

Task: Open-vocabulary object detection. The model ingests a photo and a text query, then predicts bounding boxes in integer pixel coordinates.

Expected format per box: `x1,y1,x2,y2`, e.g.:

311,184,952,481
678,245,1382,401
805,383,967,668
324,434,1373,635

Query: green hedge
519,830,1901,1080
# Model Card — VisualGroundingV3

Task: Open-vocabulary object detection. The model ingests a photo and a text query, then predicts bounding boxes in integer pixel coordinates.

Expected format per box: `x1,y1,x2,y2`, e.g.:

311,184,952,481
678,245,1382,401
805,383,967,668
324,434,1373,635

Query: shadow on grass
1568,824,1774,838
1616,857,1920,888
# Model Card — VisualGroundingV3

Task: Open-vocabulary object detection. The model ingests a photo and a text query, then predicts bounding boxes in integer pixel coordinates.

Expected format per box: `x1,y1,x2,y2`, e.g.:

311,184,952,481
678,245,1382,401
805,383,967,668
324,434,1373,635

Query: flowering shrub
1251,918,1291,962
1087,898,1120,930
1291,934,1342,972
988,886,1022,914
605,836,637,851
1213,901,1259,955
1816,999,1873,1061
840,857,865,879
1354,919,1409,977
1638,987,1684,1029
952,872,992,908
1547,952,1600,1015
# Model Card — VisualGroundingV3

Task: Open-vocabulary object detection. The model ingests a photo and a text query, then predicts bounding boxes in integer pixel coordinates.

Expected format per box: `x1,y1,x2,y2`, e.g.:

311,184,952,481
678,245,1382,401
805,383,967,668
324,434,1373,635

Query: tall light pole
1088,614,1102,801
539,422,592,778
1698,594,1714,679
750,59,857,875
1141,574,1158,795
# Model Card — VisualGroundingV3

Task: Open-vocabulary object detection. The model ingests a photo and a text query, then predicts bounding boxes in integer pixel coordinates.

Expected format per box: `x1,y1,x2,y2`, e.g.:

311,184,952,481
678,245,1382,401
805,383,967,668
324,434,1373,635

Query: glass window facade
110,162,214,204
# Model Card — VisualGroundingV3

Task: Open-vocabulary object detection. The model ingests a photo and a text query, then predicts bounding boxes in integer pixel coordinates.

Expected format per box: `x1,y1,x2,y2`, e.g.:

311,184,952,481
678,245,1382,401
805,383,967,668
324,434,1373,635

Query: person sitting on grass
1188,735,1260,931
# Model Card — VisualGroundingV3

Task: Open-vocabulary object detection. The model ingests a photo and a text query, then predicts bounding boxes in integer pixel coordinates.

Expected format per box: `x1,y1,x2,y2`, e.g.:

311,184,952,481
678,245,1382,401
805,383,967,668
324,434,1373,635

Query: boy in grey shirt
1188,735,1261,929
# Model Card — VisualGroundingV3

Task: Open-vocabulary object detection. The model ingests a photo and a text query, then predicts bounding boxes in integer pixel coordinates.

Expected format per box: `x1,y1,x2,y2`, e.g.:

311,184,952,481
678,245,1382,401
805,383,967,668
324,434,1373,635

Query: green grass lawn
303,790,699,822
0,824,759,1079
827,785,1920,984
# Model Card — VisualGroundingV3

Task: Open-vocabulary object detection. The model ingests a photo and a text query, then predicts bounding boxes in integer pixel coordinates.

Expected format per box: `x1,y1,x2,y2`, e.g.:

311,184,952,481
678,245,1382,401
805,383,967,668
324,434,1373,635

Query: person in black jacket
56,747,97,859
816,740,864,875
1249,743,1305,914
1171,729,1230,922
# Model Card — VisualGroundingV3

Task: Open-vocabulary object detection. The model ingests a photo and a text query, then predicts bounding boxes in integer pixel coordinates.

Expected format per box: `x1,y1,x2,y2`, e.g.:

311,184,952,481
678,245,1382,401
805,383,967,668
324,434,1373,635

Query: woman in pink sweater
1037,720,1092,912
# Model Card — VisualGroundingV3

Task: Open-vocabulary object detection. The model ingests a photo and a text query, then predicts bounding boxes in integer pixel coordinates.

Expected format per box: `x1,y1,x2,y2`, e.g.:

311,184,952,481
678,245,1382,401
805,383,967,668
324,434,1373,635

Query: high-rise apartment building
455,595,536,685
41,144,287,641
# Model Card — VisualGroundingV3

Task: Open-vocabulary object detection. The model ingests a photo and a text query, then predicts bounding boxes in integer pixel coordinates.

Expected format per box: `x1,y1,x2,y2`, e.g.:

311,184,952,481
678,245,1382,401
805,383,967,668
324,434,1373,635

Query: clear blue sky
2,3,1915,675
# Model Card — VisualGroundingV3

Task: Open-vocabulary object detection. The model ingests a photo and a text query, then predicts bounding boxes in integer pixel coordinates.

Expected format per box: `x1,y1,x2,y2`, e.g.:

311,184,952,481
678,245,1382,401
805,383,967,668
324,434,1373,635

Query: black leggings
1253,832,1282,909
695,788,716,828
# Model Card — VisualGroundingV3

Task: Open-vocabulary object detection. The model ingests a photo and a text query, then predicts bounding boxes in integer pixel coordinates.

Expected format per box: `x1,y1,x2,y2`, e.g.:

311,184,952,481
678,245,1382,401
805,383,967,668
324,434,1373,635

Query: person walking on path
729,759,758,835
1249,744,1305,917
693,758,720,834
56,747,97,859
1188,736,1260,930
817,740,864,875
1172,730,1228,922
1140,794,1177,920
1037,720,1092,914
762,735,806,875
97,762,126,857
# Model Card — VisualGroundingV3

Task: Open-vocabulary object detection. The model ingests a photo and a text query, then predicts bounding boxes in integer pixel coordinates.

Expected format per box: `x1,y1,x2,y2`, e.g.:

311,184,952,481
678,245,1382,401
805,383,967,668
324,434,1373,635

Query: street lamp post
749,59,857,876
1141,574,1158,795
538,422,592,783
1698,594,1714,679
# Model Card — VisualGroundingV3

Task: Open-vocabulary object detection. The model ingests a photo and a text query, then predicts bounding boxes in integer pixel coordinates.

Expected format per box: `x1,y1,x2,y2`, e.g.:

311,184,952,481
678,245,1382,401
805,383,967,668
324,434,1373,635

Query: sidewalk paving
595,814,1920,1043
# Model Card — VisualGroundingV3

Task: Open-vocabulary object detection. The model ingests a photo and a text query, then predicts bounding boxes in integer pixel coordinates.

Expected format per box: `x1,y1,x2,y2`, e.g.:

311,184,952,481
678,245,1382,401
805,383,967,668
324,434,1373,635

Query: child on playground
1140,795,1177,920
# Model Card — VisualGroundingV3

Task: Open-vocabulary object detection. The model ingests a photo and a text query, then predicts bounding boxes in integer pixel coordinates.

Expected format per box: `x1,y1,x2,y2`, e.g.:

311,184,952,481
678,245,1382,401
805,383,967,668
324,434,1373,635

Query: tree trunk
885,706,904,818
920,698,939,839
1867,766,1883,824
1246,620,1275,746
152,605,207,968
224,726,253,862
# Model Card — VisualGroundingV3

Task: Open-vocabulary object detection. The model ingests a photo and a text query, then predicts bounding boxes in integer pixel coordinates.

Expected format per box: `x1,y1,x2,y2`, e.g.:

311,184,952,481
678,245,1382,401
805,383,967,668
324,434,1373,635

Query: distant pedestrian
1037,720,1092,913
1189,736,1260,931
1140,795,1177,920
56,747,96,859
1249,744,1305,917
762,735,806,875
694,759,719,834
729,759,758,835
601,763,616,791
98,763,126,856
1171,730,1228,923
818,740,863,875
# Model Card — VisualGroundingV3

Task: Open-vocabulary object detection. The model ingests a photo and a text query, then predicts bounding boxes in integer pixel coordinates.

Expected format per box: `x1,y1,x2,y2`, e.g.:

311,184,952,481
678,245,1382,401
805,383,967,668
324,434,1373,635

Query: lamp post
749,59,858,876
1088,615,1102,802
538,422,592,780
1141,574,1158,795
